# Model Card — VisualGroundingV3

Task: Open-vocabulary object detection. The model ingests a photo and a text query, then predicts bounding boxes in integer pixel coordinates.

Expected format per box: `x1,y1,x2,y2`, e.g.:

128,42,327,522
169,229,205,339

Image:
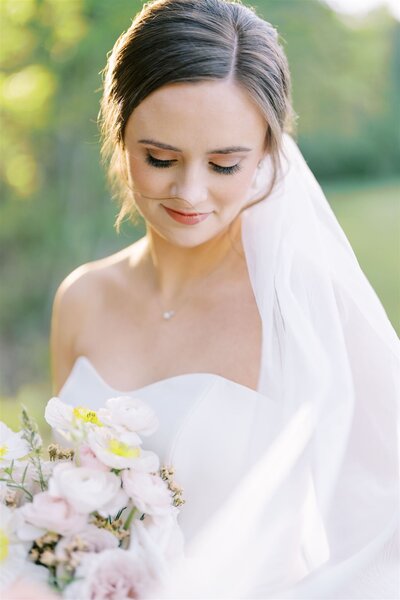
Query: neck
142,217,242,305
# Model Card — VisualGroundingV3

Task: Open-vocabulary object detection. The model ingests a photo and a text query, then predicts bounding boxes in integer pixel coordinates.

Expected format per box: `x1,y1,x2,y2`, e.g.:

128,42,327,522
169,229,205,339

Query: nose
170,164,208,211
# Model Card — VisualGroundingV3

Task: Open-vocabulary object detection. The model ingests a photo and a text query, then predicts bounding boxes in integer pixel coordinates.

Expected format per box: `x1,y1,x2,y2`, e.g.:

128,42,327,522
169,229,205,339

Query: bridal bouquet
0,395,185,599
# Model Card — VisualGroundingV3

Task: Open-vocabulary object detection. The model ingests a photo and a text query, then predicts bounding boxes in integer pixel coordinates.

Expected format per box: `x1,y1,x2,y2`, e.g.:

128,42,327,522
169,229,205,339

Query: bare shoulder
49,240,144,395
50,261,98,395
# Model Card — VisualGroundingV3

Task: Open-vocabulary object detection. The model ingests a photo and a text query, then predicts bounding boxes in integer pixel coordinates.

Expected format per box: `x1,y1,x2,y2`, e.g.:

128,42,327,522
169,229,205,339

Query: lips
162,205,212,225
162,206,210,216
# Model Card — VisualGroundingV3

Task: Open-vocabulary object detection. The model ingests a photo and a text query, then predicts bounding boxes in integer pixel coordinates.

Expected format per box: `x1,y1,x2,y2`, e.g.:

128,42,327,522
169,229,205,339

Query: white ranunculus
44,397,103,442
0,423,29,468
87,427,145,470
122,470,174,516
44,397,74,431
48,462,123,515
99,396,159,436
63,548,154,600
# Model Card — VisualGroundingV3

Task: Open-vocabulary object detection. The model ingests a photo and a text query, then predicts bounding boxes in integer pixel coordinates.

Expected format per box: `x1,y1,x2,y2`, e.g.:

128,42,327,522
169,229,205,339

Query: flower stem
3,480,33,501
123,506,137,531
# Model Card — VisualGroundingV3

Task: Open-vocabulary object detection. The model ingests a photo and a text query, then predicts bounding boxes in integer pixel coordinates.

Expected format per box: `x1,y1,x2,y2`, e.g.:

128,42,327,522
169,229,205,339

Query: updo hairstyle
98,0,296,231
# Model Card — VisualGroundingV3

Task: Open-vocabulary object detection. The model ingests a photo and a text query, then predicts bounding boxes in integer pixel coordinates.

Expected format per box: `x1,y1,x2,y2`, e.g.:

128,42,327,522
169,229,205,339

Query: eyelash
145,151,242,175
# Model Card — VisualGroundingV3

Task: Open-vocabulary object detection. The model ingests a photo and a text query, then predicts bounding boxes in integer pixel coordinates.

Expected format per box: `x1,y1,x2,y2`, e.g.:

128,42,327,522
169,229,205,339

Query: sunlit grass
322,177,400,335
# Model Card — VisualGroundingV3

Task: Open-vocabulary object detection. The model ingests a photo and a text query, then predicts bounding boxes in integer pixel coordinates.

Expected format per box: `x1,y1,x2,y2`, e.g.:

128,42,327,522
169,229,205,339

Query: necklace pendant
162,309,175,320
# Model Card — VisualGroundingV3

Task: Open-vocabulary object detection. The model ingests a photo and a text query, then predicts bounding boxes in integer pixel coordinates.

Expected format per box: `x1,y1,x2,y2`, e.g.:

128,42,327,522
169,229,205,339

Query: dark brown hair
98,0,296,232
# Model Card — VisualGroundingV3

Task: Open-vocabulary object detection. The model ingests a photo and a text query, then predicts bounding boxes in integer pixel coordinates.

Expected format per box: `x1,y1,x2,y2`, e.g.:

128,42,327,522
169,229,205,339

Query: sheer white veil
148,133,400,599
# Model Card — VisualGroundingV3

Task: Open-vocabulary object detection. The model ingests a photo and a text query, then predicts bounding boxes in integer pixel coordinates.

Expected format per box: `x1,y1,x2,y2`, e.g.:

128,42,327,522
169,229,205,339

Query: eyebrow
137,138,252,155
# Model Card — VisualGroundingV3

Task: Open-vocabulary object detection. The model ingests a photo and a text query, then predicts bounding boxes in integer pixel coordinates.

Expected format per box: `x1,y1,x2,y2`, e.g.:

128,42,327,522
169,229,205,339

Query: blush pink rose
20,491,86,536
48,462,123,515
63,548,153,600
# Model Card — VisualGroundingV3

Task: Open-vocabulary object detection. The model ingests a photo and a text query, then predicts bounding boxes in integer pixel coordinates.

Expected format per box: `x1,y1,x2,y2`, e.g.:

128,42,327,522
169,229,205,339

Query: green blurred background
1,0,399,433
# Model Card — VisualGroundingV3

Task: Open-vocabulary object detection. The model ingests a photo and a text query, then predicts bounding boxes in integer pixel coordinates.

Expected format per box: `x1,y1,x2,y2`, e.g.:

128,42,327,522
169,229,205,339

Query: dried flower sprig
91,513,130,542
4,488,18,508
29,532,77,591
29,532,61,568
47,443,74,462
160,464,186,507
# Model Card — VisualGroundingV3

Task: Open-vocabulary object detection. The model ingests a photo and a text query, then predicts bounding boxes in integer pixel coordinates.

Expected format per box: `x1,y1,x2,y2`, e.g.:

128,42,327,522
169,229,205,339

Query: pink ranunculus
122,470,174,516
79,444,110,472
20,491,86,536
48,462,123,515
63,548,153,600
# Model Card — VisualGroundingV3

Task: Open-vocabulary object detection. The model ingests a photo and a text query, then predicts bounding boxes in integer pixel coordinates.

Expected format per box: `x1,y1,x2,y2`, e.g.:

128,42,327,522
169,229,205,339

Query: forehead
125,79,267,150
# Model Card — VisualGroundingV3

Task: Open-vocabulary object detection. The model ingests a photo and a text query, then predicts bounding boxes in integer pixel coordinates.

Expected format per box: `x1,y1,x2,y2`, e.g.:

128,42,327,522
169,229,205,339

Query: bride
45,0,399,598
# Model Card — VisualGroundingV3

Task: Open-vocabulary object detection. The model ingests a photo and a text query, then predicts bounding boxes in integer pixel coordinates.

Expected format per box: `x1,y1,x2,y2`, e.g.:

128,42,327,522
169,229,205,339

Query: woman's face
123,79,268,247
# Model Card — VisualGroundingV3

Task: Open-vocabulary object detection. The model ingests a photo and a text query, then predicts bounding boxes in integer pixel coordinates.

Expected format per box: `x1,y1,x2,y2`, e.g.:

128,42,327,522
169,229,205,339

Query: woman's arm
49,265,92,396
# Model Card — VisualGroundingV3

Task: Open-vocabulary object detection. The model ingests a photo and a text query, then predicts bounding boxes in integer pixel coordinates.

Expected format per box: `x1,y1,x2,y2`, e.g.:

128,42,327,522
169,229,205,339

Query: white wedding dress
57,357,281,553
56,354,399,600
56,134,399,599
57,356,313,597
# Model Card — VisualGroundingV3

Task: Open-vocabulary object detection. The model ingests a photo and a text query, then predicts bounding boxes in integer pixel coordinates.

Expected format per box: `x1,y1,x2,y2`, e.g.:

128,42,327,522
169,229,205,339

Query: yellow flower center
0,529,9,562
108,439,140,458
0,445,8,459
73,407,103,426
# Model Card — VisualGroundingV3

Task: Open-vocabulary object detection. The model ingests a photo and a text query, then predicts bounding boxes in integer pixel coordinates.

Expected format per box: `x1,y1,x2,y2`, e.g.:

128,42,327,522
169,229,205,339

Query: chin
149,221,227,248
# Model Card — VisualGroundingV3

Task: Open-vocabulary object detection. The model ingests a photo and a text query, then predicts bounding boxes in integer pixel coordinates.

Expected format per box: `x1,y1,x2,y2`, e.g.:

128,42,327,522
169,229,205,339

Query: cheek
128,157,169,196
214,169,256,210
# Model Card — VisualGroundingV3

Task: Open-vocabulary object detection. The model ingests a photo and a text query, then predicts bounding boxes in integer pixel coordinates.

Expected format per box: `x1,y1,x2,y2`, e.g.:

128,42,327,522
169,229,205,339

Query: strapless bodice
57,356,289,555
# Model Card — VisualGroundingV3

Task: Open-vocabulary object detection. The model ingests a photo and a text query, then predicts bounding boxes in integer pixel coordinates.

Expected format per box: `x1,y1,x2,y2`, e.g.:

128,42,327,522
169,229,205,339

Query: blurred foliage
262,1,400,177
0,381,52,447
0,0,399,398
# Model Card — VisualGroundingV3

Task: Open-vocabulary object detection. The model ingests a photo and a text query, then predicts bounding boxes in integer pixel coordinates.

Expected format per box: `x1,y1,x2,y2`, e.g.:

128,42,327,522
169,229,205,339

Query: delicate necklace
152,245,240,321
153,262,221,321
150,217,243,321
161,308,176,321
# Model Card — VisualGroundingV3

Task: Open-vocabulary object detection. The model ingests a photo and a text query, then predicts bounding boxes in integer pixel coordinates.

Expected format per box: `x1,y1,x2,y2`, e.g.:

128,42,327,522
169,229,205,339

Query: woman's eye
211,163,242,175
145,152,174,169
145,151,242,175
